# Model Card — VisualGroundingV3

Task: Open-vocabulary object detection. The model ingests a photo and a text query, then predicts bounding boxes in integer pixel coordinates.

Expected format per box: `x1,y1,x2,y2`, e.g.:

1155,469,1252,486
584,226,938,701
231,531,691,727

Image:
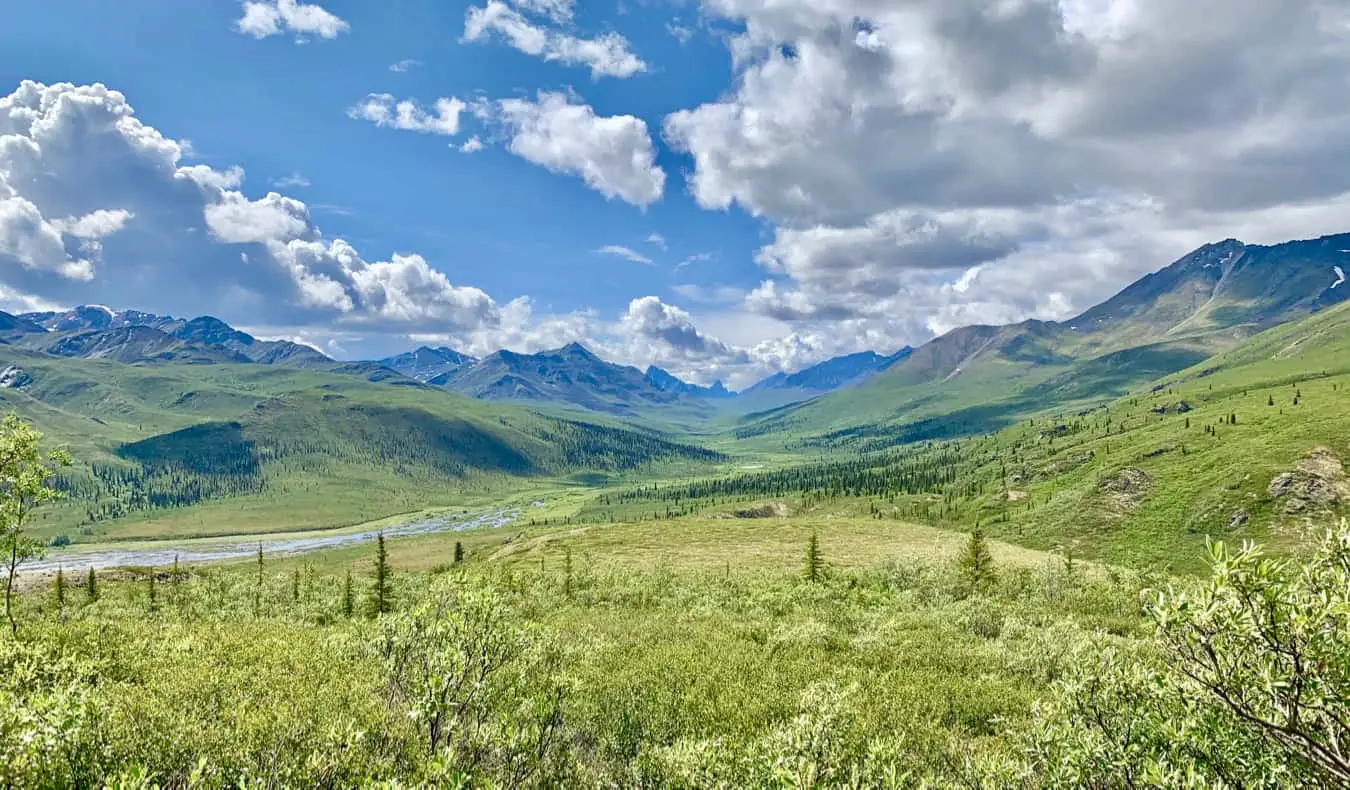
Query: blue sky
2,0,1348,388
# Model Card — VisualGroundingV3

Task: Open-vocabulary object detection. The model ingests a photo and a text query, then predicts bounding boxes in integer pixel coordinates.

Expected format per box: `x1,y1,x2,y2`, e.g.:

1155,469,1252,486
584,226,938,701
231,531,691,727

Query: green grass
7,504,1150,786
0,348,732,543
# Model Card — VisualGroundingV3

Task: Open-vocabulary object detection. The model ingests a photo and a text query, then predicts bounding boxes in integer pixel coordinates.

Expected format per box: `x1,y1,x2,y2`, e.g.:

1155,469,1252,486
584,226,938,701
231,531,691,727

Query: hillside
738,232,1350,445
602,299,1350,571
0,346,726,543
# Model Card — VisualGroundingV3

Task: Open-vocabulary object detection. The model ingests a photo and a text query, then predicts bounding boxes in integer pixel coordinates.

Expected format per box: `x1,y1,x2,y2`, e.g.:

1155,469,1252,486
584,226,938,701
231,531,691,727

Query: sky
1,0,1349,389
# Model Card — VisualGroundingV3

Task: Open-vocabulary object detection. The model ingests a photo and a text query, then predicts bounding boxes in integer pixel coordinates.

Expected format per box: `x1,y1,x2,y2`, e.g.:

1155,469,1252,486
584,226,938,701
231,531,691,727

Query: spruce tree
370,531,391,617
342,569,354,618
85,566,98,604
803,531,824,583
453,541,464,564
254,542,264,619
54,566,65,620
292,566,300,604
564,544,574,598
147,570,156,613
958,526,996,593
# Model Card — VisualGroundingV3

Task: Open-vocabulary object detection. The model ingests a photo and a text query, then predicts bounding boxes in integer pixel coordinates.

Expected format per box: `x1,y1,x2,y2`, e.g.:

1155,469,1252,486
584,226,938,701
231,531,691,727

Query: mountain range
0,304,913,418
2,229,1349,547
1,231,1347,429
740,232,1350,442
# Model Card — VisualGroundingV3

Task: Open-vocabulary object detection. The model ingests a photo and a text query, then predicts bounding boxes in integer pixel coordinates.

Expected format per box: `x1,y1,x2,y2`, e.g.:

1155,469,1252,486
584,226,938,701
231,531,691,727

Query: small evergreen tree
958,526,996,593
454,541,464,564
803,531,824,583
292,566,300,604
85,566,98,604
370,531,391,617
254,542,264,618
171,554,181,605
54,566,65,620
342,569,354,618
564,544,574,597
147,570,156,613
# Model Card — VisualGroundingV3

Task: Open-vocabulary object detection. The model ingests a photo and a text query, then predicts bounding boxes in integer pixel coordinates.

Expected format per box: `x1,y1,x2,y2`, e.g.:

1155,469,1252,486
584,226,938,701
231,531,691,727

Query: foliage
1026,519,1350,787
371,531,392,617
377,580,572,785
803,531,824,583
0,413,70,634
958,527,996,594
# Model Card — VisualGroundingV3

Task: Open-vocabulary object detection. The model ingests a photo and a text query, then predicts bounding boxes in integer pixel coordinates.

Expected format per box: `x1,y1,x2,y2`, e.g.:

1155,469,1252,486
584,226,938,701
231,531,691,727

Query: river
12,507,521,575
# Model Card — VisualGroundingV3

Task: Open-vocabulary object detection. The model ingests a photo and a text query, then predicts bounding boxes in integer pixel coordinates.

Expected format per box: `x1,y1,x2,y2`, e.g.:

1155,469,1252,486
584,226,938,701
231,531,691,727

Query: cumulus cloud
0,80,856,390
0,80,506,339
463,0,646,79
235,0,349,41
498,92,665,206
596,244,655,265
388,59,422,73
348,94,467,136
664,0,1350,348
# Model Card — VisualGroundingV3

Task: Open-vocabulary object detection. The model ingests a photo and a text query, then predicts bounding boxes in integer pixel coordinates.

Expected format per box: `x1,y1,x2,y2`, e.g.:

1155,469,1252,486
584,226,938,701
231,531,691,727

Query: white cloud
51,209,134,240
388,59,423,73
497,91,665,206
204,192,312,245
0,80,851,389
597,244,655,265
463,0,647,79
348,94,467,136
671,283,745,305
0,197,95,281
0,80,508,338
674,251,713,271
271,172,310,189
646,232,667,250
460,136,484,153
663,0,1350,348
235,0,349,41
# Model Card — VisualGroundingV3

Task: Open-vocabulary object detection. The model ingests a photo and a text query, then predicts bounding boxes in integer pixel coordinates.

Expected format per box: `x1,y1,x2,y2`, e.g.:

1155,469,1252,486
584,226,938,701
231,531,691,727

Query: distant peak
559,341,596,358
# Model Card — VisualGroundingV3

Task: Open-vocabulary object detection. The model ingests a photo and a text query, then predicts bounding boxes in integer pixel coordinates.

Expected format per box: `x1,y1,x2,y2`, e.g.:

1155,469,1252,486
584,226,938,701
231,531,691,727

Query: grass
6,501,1150,786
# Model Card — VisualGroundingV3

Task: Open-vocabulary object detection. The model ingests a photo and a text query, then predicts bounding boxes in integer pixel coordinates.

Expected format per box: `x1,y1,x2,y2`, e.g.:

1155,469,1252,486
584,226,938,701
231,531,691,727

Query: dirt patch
1097,468,1154,511
1151,401,1193,415
1039,450,1094,478
1003,490,1028,502
1268,447,1350,515
731,502,790,519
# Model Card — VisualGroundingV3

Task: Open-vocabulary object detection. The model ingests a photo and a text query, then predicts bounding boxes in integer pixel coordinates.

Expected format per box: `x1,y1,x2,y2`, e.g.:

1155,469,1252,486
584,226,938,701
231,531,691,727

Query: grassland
7,504,1149,786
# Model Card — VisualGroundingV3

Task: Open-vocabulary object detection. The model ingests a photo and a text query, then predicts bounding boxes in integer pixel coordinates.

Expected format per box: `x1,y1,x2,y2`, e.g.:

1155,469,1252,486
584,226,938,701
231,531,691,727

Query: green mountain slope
604,300,1350,572
0,346,725,542
738,233,1350,447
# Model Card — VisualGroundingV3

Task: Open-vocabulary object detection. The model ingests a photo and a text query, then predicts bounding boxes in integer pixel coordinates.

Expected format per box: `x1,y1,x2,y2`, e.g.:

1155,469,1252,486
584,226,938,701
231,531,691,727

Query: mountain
12,307,334,369
745,348,914,395
0,343,725,542
644,365,732,399
377,346,477,382
437,342,699,417
41,326,251,365
738,232,1350,444
21,305,178,333
169,316,332,367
